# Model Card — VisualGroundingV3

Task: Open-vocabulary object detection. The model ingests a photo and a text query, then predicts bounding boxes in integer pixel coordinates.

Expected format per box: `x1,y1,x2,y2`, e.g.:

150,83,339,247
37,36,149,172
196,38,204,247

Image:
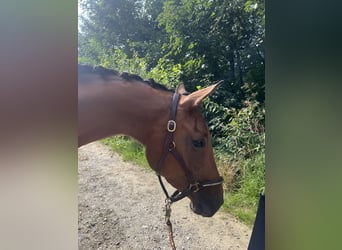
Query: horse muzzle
189,186,224,217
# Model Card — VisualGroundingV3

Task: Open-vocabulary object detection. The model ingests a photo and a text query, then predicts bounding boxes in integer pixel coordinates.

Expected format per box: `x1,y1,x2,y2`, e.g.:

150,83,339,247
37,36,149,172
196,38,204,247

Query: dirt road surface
78,142,251,250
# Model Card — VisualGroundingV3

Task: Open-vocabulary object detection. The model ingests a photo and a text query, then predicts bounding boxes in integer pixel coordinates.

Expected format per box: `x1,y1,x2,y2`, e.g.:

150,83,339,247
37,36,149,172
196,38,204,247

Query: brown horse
78,64,223,217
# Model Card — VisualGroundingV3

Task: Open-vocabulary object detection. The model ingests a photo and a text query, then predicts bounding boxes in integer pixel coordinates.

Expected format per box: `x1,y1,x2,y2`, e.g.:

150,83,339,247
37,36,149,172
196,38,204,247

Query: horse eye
192,139,206,148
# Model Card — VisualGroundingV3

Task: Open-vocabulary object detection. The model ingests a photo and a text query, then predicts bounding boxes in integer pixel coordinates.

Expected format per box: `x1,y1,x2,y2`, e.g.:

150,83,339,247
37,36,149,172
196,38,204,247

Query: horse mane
78,64,170,92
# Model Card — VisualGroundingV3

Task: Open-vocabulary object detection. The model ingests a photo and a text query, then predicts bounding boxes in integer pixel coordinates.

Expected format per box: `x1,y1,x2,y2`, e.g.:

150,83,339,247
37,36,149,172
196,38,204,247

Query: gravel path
78,142,251,250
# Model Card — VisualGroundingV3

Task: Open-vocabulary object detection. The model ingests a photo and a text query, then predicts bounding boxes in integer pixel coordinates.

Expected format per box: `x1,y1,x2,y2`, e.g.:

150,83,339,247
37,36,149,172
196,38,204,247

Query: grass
217,152,265,225
102,136,264,225
102,136,150,170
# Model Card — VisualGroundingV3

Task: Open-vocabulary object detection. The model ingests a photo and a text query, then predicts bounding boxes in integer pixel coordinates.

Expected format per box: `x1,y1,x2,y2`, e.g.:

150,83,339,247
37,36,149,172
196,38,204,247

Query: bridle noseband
155,93,223,204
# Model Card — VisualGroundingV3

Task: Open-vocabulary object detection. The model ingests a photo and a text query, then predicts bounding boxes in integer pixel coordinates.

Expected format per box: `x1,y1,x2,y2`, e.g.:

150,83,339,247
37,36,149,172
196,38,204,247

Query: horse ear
176,83,187,94
180,81,223,109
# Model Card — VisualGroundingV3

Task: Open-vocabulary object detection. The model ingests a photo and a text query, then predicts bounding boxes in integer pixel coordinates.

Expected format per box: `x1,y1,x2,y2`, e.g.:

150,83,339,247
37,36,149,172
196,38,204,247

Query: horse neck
78,78,172,147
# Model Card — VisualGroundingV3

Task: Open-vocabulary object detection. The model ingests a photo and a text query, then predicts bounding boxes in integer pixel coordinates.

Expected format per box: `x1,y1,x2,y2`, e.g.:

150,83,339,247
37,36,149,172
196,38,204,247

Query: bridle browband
155,93,223,204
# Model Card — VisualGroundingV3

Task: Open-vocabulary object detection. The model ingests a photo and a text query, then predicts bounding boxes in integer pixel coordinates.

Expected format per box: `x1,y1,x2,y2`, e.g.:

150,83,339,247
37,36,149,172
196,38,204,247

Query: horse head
145,83,224,217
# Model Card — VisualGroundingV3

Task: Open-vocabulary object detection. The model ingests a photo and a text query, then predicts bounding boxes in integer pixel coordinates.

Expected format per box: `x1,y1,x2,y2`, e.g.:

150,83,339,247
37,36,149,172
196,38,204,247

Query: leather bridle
155,93,223,204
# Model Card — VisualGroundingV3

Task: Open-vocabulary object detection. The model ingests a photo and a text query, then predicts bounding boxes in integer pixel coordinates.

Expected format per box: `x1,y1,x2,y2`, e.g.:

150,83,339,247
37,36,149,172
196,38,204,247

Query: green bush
202,84,265,224
219,100,265,161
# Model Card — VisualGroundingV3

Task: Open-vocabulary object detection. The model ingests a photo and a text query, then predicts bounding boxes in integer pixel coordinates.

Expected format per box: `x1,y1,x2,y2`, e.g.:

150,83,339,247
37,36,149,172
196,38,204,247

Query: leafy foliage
216,100,265,160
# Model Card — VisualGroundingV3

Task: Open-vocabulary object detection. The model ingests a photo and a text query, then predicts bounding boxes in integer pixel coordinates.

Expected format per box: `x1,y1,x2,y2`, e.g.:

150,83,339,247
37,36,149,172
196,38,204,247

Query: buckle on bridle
189,182,200,193
167,120,176,132
168,141,176,151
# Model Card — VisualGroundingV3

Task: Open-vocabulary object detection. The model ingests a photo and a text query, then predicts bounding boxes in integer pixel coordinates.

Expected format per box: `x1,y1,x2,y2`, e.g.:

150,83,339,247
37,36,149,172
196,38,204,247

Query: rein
155,93,223,250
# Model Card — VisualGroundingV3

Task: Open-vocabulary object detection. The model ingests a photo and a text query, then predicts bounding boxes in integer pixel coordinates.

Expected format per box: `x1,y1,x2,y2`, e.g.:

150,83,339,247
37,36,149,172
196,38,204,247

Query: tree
157,0,264,106
79,0,167,68
78,0,265,106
